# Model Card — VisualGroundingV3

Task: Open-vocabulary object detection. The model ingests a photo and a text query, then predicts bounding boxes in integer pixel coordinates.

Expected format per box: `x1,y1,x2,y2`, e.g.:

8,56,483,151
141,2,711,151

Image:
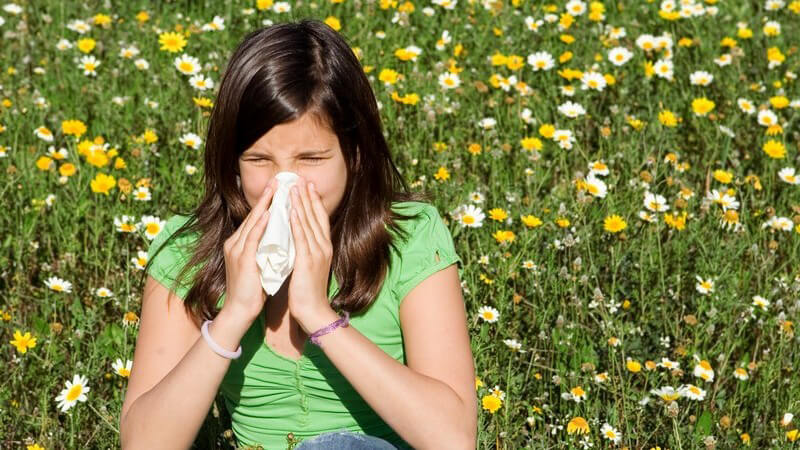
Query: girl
120,19,476,450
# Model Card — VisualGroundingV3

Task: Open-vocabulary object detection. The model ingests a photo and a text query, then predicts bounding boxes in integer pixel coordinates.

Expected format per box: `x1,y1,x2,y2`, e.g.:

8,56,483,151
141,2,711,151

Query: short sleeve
391,204,463,305
146,214,196,300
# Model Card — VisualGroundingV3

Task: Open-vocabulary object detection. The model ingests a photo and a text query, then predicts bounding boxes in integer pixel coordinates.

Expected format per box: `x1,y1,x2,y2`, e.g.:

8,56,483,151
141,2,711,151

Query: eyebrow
243,148,332,157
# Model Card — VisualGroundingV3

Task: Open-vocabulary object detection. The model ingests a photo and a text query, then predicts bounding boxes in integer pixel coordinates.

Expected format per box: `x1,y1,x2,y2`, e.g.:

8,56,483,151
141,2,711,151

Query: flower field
1,0,800,448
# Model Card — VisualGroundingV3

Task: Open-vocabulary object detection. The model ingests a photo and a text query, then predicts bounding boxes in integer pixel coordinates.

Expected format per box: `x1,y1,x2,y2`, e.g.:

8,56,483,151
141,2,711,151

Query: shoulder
389,201,446,237
148,213,196,257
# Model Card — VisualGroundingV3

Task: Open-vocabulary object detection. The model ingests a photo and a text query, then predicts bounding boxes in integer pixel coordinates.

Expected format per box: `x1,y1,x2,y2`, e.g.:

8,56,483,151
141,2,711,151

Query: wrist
211,305,256,349
298,304,340,335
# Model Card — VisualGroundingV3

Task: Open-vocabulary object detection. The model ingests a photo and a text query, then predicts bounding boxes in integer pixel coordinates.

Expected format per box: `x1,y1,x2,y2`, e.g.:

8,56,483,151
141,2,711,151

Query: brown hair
141,19,431,327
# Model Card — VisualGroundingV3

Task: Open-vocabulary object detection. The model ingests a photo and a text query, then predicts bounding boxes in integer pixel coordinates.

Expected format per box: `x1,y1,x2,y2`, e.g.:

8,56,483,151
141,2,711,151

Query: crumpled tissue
255,171,299,296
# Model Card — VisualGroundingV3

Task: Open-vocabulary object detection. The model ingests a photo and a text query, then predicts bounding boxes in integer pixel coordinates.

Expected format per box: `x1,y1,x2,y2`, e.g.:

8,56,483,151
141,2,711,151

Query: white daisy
174,54,201,75
653,59,674,80
477,305,500,323
114,215,139,233
477,117,496,130
778,167,799,185
119,46,140,59
635,34,657,51
689,70,713,86
581,71,606,91
565,0,586,15
679,384,707,400
179,132,203,149
600,423,621,444
95,287,114,297
693,358,715,382
558,101,586,118
583,173,607,198
438,72,461,90
584,161,608,178
132,186,151,201
189,74,214,91
714,54,732,67
201,15,225,32
54,374,90,413
650,386,681,403
452,204,485,228
761,216,793,231
273,1,292,13
56,39,73,51
131,250,148,270
527,51,554,71
757,109,778,127
608,47,633,66
112,358,133,377
695,275,714,295
2,3,21,14
79,55,100,76
185,164,198,175
34,126,54,142
140,215,166,240
733,368,749,380
552,129,575,150
134,58,149,70
45,276,73,293
66,19,91,34
524,16,543,32
752,295,770,311
643,192,669,212
468,191,485,203
502,339,525,352
737,98,756,114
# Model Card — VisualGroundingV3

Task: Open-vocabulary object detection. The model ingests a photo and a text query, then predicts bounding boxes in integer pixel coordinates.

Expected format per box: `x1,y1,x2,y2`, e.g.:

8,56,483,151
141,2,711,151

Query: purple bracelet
309,311,350,347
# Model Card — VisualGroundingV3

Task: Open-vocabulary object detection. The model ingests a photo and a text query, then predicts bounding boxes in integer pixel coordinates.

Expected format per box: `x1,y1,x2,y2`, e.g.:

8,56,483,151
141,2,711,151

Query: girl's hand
286,176,335,333
222,177,278,322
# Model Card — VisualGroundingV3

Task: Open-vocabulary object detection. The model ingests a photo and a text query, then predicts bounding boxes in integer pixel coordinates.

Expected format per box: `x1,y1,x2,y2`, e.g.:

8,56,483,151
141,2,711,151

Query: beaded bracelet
309,311,350,348
201,319,243,359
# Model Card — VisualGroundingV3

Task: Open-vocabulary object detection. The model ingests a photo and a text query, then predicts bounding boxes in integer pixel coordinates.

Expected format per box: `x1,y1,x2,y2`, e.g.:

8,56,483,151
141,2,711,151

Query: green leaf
695,410,712,436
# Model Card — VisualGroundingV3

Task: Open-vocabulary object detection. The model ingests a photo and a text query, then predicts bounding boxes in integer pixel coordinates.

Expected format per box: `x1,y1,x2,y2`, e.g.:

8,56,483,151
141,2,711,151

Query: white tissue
256,171,300,296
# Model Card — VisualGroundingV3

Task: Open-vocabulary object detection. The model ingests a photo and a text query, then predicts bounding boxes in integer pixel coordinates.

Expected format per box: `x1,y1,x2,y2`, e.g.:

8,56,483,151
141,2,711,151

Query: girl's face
238,112,348,218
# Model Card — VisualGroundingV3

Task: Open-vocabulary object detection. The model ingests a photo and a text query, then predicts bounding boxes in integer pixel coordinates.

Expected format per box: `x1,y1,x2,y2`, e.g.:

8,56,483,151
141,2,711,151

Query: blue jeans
295,430,400,449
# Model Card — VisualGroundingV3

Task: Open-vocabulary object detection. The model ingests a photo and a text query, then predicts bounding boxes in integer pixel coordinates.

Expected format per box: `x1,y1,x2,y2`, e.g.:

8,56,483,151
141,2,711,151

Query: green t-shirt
146,201,463,449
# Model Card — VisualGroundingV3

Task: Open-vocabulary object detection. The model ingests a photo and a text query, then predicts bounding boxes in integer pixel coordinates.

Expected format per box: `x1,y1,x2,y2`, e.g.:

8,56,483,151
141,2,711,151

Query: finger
292,185,320,255
237,184,275,253
289,204,310,259
243,208,270,255
307,182,331,242
297,180,326,250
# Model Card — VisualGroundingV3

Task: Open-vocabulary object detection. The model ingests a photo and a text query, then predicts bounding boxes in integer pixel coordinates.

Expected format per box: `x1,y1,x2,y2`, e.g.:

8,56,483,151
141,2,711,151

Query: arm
299,264,477,449
119,276,256,449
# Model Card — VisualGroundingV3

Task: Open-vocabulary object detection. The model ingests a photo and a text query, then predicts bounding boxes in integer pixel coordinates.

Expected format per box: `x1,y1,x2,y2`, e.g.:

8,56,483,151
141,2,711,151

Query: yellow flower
193,97,213,108
27,444,45,450
475,376,484,390
626,359,642,373
603,214,627,233
740,433,751,445
692,97,715,116
658,110,678,127
713,169,733,184
91,173,117,195
135,11,150,23
763,140,786,159
59,163,77,177
521,137,542,152
787,429,799,442
539,124,555,139
142,129,158,144
77,38,96,53
379,68,400,85
567,416,590,434
10,330,37,354
257,0,274,10
158,31,187,53
521,215,543,228
434,166,450,181
36,156,54,171
489,208,508,222
481,394,502,413
555,217,570,228
324,16,341,31
62,119,87,138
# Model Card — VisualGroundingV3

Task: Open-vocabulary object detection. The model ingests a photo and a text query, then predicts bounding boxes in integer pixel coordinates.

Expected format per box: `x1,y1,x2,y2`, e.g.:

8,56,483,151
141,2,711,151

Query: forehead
246,113,338,154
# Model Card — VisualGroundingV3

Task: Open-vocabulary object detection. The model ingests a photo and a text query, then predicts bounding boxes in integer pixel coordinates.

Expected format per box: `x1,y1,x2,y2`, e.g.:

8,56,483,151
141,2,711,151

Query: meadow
2,0,800,448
